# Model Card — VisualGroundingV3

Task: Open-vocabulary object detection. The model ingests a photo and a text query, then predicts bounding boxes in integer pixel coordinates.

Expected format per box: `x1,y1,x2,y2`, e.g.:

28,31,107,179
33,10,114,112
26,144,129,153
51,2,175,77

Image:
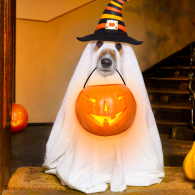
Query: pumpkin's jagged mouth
11,119,23,127
88,109,127,127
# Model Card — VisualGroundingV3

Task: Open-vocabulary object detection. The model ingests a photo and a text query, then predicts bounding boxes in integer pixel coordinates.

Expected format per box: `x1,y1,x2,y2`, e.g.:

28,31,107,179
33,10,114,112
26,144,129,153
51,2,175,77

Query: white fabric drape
43,41,164,193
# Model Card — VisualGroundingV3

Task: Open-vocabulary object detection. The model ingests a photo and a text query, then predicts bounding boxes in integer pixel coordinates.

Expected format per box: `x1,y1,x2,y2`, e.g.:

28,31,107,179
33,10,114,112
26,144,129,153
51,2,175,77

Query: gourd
183,141,195,181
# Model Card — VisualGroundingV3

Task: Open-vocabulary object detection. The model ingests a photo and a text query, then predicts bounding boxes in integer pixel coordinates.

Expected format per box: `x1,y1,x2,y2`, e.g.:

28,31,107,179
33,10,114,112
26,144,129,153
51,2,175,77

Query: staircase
143,42,195,141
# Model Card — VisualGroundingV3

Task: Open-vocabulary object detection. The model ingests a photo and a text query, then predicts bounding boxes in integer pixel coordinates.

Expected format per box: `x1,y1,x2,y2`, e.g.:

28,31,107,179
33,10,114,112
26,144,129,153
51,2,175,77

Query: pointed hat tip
77,0,143,45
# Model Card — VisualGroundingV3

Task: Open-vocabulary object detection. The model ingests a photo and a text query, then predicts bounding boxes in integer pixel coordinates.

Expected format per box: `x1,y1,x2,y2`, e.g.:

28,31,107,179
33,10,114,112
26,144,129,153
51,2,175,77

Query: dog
95,41,123,76
43,41,165,193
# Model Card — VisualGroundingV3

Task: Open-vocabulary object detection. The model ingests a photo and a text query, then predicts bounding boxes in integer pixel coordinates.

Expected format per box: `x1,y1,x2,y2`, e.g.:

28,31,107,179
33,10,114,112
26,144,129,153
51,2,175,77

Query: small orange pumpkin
76,84,136,136
11,104,28,133
183,141,195,181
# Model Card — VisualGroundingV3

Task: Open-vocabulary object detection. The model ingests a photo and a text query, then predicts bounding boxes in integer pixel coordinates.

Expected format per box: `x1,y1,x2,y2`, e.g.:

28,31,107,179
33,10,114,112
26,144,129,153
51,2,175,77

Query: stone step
159,66,195,70
145,79,190,91
152,104,191,109
156,120,188,126
157,121,189,139
145,76,189,81
152,106,191,123
148,91,189,105
147,89,189,94
173,56,191,65
147,66,195,78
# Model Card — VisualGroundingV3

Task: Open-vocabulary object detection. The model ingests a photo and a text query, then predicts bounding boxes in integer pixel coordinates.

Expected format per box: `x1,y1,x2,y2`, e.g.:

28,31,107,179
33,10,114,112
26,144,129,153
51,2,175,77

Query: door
0,0,15,193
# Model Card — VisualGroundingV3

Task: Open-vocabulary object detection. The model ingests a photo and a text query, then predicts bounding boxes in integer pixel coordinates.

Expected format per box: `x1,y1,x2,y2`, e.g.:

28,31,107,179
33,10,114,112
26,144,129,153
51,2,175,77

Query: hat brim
77,33,143,45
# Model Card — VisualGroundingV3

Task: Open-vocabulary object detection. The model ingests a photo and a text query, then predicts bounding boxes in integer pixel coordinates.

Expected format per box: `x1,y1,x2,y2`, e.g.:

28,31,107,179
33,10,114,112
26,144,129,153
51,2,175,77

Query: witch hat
77,0,143,45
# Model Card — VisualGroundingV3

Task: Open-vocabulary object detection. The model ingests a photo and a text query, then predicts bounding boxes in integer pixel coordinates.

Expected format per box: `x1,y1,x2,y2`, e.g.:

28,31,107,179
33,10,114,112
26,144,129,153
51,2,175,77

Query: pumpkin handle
83,68,126,88
83,67,97,88
116,69,126,86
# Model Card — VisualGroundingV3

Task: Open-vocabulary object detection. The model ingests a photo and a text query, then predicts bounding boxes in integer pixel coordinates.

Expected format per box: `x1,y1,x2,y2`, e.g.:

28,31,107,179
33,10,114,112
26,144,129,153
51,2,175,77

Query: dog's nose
101,58,112,68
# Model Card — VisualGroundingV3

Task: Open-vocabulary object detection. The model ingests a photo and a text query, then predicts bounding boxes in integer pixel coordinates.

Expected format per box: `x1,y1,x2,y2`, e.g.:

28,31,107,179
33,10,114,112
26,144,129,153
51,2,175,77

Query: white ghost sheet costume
43,41,165,193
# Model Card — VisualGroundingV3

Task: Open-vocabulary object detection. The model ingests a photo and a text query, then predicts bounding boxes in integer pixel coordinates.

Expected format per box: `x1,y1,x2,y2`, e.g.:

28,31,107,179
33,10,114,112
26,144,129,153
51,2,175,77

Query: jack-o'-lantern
76,84,136,136
11,103,28,133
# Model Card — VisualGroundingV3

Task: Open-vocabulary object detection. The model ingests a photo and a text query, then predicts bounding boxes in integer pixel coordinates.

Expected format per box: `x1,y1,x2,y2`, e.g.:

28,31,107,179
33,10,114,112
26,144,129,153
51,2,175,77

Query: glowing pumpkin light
76,84,136,136
11,104,28,133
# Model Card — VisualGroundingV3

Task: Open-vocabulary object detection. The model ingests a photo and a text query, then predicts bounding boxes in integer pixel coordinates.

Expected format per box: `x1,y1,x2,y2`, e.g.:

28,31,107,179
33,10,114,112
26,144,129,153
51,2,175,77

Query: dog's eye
96,41,103,48
116,43,122,50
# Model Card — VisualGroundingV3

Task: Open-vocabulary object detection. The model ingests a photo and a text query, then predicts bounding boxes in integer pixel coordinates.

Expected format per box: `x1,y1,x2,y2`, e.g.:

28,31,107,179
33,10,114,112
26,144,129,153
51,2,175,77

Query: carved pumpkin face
76,84,136,136
11,104,28,133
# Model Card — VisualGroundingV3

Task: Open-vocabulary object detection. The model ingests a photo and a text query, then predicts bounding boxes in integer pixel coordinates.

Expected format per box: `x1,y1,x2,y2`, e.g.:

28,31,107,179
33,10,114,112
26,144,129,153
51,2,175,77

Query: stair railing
188,44,195,130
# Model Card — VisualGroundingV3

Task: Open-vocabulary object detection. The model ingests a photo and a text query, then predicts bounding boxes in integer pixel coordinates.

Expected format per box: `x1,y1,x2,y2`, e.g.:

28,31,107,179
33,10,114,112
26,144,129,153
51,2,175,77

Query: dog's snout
101,58,112,68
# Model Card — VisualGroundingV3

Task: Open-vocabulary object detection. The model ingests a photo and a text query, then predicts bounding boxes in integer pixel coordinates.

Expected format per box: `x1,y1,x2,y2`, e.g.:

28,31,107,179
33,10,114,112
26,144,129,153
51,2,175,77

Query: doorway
0,0,15,193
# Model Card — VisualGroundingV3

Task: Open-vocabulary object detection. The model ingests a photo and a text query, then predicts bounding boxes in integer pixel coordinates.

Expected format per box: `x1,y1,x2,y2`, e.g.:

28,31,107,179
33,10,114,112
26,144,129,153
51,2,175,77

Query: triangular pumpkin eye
104,102,108,111
118,94,126,101
19,112,22,114
89,98,96,103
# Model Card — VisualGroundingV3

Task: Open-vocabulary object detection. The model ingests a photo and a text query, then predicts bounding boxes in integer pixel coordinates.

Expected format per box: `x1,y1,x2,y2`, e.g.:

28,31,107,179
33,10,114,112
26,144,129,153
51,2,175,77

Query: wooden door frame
0,0,16,194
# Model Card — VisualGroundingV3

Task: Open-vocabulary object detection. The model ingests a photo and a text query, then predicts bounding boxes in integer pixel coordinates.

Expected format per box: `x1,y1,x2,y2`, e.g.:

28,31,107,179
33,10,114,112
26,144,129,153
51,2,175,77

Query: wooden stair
143,42,195,140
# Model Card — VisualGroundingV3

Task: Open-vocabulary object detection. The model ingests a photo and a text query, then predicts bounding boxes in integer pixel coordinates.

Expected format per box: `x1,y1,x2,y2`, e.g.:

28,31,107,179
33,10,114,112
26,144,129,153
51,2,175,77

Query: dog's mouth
100,69,111,71
98,63,115,70
11,119,23,127
100,67,116,76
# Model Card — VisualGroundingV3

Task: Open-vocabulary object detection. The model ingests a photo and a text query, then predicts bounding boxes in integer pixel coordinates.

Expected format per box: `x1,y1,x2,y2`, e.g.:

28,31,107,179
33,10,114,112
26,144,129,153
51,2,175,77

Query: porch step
145,80,190,91
3,189,195,195
156,120,188,126
174,56,190,65
155,66,195,77
152,104,191,109
152,105,191,123
158,66,195,70
147,89,189,94
145,76,189,81
148,90,189,105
